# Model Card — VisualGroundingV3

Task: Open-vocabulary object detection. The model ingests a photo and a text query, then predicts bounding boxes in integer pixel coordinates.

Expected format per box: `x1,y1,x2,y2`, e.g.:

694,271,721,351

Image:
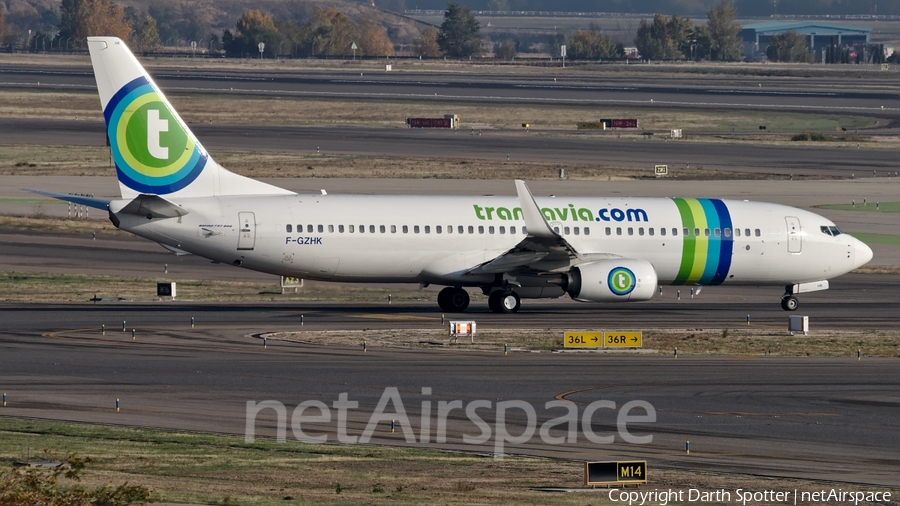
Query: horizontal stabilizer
117,194,188,219
24,189,110,210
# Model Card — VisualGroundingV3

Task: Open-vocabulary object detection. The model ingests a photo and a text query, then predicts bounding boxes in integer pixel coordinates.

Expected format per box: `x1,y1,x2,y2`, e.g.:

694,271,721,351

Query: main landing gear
488,290,521,313
437,287,470,312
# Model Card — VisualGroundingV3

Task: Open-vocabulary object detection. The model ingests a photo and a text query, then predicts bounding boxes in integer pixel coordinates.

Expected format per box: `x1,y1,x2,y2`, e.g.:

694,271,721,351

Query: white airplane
32,37,873,313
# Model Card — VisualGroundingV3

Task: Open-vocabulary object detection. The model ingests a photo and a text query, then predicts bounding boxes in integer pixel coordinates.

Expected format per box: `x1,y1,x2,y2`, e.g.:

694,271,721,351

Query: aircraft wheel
439,288,469,312
489,290,520,314
437,287,454,312
781,296,799,311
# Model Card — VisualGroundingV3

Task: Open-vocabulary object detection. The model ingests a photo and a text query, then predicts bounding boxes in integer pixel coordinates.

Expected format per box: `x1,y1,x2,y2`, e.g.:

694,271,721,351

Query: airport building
740,21,872,60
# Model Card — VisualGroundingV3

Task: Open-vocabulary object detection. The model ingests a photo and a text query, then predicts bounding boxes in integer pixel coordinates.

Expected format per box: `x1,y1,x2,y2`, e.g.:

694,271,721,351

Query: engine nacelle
567,259,658,302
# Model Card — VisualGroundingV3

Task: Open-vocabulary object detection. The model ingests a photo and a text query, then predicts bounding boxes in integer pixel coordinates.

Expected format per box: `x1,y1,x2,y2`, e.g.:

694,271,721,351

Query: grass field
850,233,900,245
0,89,881,134
819,202,900,213
1,417,864,506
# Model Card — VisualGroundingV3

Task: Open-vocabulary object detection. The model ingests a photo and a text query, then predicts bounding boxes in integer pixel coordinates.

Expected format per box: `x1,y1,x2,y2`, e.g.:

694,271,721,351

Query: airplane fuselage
112,194,864,290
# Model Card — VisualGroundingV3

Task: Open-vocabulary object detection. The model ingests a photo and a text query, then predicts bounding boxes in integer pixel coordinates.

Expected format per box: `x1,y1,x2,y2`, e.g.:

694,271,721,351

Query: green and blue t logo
608,267,636,296
104,77,206,194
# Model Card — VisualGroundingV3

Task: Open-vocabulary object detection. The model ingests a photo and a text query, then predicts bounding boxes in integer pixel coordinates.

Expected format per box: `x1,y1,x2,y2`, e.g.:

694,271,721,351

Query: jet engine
566,259,658,302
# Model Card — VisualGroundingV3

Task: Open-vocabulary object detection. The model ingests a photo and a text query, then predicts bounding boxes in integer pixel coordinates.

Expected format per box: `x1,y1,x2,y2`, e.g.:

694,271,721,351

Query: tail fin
87,37,292,200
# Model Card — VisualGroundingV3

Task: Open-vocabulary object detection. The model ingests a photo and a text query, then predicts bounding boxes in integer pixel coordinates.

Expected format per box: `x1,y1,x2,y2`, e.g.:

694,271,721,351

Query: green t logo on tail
105,76,207,194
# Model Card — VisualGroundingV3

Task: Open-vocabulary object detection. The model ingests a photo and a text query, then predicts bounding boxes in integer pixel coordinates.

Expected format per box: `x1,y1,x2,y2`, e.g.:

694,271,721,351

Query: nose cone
852,236,874,269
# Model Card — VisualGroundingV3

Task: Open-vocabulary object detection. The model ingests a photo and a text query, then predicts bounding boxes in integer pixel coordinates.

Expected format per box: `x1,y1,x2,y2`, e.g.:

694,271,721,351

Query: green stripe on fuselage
685,198,709,282
673,198,695,284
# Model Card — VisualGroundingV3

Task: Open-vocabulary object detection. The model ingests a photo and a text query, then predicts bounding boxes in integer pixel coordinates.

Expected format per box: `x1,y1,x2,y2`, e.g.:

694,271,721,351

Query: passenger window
606,227,612,235
735,228,741,237
673,228,678,236
724,228,731,237
574,227,580,235
628,227,634,236
660,228,666,236
436,225,442,234
704,228,710,237
391,225,396,233
286,224,292,233
349,225,355,233
553,226,560,233
380,225,385,233
584,227,590,235
318,224,324,233
564,226,570,235
369,225,375,233
403,225,408,233
339,225,345,233
328,225,334,233
489,226,494,234
616,227,622,236
693,228,700,237
648,228,654,236
306,225,313,233
639,227,645,236
523,226,528,235
755,229,761,237
714,228,720,237
745,228,751,237
684,228,689,236
459,226,465,234
468,226,474,234
478,226,485,234
425,226,430,234
510,226,516,234
414,226,420,233
500,226,506,234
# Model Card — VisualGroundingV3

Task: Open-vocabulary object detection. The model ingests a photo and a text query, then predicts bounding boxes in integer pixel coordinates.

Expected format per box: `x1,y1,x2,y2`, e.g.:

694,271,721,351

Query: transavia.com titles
608,489,892,506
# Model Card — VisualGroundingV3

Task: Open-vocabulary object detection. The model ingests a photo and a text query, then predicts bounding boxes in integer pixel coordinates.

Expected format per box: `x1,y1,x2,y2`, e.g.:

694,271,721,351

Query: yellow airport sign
604,331,642,347
564,332,603,348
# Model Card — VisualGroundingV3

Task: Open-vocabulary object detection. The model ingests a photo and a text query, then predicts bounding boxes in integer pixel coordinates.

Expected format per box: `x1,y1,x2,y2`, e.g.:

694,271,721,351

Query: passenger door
785,216,801,254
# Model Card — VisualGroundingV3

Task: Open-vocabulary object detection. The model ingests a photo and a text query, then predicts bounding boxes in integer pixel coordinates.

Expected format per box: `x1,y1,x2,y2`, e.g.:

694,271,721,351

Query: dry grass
0,88,881,134
0,215,124,235
0,417,861,506
265,327,900,358
0,143,769,180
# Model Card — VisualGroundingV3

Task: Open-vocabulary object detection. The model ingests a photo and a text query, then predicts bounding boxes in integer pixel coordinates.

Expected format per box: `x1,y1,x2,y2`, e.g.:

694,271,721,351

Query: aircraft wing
24,189,111,210
466,180,584,275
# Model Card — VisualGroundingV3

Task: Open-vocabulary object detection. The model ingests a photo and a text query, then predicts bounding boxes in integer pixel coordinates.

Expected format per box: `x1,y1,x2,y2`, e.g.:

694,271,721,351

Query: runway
3,118,900,177
1,302,898,486
2,63,900,114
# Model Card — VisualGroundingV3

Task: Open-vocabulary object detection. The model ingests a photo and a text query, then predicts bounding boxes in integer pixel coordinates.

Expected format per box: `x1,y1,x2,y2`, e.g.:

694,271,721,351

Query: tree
634,13,689,60
357,14,393,57
706,0,742,61
494,39,516,60
226,9,285,58
56,0,133,43
568,29,621,60
138,15,161,53
304,6,356,57
414,26,442,57
438,2,482,58
765,31,812,62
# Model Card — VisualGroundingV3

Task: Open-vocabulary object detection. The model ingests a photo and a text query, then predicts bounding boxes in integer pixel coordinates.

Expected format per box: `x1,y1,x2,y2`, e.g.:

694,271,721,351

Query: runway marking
349,314,438,321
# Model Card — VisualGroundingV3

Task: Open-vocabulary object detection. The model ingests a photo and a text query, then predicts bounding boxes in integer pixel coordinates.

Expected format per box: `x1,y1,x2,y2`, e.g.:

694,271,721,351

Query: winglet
514,180,557,239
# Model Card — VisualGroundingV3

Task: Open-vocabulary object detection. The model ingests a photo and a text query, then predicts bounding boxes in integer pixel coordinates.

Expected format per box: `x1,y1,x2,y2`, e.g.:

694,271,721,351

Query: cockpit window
821,225,842,237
